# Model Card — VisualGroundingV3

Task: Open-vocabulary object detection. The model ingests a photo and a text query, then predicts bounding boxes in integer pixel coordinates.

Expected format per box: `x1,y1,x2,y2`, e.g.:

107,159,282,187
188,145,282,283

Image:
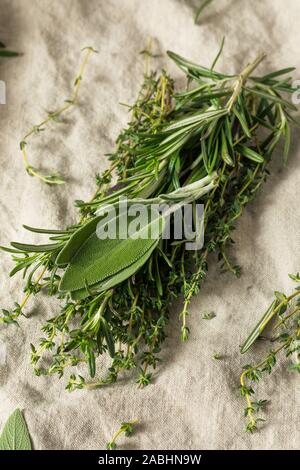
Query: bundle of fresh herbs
0,46,298,395
240,274,300,432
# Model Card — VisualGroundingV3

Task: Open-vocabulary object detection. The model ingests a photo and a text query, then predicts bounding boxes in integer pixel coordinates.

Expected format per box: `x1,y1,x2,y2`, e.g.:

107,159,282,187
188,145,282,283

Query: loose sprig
20,47,97,184
240,275,300,432
1,46,298,394
106,420,138,450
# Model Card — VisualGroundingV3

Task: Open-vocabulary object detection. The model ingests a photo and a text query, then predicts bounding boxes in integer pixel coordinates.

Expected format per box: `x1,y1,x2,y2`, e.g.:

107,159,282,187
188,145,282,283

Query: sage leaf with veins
70,246,159,301
0,409,32,450
59,207,165,293
59,174,215,295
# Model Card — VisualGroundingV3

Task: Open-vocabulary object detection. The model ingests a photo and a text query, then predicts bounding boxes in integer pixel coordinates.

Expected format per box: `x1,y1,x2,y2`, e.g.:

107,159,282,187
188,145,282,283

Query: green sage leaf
71,240,158,301
0,409,32,450
59,208,164,292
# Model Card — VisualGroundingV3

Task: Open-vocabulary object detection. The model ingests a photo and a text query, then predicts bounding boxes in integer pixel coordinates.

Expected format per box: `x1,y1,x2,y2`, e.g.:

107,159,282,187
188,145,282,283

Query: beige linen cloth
0,0,299,450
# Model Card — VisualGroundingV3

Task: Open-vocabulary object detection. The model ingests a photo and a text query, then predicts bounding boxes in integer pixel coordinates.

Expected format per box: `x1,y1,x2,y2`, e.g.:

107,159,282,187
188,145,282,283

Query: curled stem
20,47,97,185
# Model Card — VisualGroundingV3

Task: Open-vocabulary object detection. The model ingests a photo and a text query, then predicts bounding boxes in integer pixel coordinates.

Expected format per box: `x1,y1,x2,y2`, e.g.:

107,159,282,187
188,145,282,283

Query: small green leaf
101,318,115,358
202,311,216,320
289,273,300,283
0,409,32,450
261,67,296,80
244,86,297,111
274,291,287,302
195,0,214,24
212,353,224,360
11,241,62,253
87,348,96,378
211,36,225,71
221,128,234,166
164,108,227,132
167,50,224,80
43,174,65,185
236,144,264,163
23,224,69,235
233,107,251,138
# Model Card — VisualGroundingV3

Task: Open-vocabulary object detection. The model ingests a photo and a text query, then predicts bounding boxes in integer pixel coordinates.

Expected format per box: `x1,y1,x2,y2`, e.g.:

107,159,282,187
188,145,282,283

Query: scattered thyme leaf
212,353,224,360
202,311,216,320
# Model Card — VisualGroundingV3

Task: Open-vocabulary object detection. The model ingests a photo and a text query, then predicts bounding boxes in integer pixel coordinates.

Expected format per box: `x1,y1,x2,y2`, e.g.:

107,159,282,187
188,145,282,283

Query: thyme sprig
106,420,138,450
240,275,300,432
20,47,97,185
1,47,298,393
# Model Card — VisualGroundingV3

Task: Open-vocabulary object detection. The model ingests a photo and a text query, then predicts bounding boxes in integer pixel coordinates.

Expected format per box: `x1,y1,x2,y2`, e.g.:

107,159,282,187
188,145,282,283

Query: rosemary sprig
20,47,97,185
106,420,138,450
240,275,300,432
1,47,298,395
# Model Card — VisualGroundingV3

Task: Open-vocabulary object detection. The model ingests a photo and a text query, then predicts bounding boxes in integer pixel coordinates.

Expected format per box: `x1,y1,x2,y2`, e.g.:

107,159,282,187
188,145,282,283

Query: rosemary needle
195,0,214,24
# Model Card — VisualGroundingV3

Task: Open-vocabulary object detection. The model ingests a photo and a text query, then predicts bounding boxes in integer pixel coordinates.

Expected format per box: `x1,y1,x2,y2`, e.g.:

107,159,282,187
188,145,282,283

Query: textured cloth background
0,0,299,450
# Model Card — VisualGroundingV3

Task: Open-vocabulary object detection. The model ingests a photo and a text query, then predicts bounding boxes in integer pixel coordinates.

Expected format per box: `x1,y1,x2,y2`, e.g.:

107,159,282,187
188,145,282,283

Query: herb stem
273,306,300,330
20,47,97,184
20,263,48,309
107,420,138,450
259,291,300,332
240,340,290,429
227,53,266,111
237,163,260,198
